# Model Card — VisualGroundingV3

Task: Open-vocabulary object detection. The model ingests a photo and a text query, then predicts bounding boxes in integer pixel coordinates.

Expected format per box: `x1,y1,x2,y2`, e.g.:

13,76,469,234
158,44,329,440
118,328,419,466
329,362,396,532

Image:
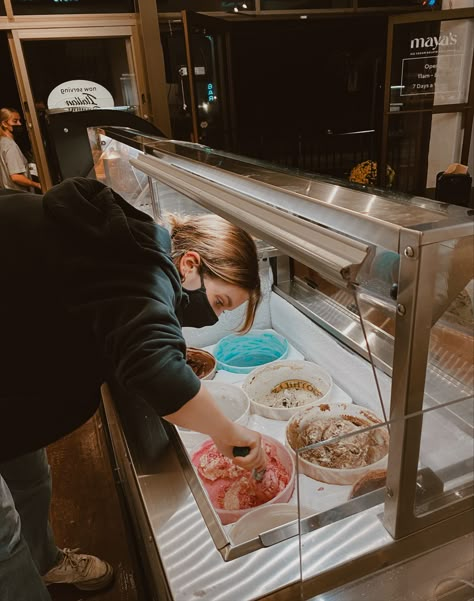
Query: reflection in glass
294,409,390,588
295,396,472,579
293,231,473,538
432,575,474,601
162,25,229,149
89,133,155,217
150,179,213,218
417,396,473,517
385,108,470,196
386,111,433,194
23,38,131,111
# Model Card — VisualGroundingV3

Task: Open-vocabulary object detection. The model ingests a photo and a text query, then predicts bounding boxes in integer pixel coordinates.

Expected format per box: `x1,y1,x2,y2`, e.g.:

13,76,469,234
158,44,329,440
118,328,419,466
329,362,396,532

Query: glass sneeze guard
88,127,473,577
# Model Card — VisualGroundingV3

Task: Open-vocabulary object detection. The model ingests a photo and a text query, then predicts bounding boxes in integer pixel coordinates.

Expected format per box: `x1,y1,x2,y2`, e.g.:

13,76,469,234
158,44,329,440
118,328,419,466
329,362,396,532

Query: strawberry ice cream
192,439,290,512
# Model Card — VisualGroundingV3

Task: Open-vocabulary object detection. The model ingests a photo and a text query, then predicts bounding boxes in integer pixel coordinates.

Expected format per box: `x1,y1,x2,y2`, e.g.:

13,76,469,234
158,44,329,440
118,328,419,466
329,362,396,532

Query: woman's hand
212,423,267,472
164,385,266,473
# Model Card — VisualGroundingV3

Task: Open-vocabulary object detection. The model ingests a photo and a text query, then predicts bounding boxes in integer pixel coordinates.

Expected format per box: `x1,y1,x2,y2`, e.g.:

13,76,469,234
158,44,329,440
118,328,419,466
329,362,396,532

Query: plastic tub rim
242,359,334,421
213,329,290,374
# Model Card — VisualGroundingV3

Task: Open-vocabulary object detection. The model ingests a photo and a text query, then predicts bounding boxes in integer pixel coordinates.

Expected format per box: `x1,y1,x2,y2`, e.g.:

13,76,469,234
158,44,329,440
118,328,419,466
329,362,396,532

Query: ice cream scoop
233,446,266,481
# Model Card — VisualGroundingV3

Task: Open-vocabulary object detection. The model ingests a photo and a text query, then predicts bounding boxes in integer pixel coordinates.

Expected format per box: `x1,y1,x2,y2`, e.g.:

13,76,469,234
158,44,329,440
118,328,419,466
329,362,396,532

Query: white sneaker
43,548,114,591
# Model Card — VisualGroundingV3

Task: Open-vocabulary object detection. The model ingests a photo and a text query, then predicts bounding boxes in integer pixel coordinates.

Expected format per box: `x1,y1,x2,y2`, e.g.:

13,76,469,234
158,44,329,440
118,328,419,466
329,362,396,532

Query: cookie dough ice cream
287,414,388,469
192,439,290,511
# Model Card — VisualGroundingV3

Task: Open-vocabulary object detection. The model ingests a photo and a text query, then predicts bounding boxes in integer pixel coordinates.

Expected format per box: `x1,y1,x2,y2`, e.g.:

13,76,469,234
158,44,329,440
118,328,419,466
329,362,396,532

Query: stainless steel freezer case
91,127,474,601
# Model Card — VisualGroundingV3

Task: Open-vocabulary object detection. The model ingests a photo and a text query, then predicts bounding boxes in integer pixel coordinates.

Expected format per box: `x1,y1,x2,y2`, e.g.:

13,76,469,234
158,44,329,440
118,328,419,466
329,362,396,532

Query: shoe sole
74,563,114,591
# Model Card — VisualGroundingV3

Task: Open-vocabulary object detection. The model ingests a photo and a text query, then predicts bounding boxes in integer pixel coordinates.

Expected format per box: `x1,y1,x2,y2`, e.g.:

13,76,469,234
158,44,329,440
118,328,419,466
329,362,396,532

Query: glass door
380,8,474,196
181,10,235,150
9,26,146,188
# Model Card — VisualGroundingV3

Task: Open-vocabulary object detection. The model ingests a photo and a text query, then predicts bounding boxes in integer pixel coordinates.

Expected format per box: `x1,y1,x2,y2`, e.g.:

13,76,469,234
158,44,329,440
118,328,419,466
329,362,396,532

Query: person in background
0,177,265,600
0,107,42,192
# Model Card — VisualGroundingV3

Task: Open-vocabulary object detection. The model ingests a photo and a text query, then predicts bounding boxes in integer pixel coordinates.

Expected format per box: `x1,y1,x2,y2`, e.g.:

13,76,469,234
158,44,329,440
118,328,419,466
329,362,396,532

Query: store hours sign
400,30,463,98
47,80,114,112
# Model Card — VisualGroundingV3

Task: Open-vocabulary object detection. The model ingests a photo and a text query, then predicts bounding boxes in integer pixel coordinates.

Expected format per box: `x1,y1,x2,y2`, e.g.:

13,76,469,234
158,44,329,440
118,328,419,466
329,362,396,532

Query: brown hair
0,108,20,137
167,213,261,333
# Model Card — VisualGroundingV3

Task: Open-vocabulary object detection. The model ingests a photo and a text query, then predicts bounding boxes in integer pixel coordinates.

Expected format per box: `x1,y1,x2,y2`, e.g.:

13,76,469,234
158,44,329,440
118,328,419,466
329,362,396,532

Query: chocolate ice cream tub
186,347,216,380
285,403,389,484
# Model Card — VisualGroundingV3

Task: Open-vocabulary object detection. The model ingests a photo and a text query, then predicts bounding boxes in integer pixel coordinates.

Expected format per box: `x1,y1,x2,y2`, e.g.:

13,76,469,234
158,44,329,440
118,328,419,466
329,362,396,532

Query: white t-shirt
0,136,31,192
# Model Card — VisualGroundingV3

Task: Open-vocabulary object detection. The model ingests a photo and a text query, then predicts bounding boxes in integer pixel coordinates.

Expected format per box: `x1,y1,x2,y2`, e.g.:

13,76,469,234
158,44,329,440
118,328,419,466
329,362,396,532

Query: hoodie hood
43,177,173,264
43,176,183,306
43,177,179,264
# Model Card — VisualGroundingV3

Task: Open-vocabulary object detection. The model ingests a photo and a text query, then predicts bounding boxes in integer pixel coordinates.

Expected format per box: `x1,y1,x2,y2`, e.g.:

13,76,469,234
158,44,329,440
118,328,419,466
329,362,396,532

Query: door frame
380,7,474,190
8,24,148,190
181,10,236,149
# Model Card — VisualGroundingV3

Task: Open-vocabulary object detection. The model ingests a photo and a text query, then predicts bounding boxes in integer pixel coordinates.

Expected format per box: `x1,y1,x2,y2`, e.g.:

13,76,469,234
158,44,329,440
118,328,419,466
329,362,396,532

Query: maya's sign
47,80,114,112
400,27,464,98
409,32,458,51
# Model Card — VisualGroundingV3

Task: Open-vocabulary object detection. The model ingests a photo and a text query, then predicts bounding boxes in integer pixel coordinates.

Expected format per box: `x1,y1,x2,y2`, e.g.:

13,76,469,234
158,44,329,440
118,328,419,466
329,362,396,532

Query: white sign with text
400,27,465,100
47,80,114,112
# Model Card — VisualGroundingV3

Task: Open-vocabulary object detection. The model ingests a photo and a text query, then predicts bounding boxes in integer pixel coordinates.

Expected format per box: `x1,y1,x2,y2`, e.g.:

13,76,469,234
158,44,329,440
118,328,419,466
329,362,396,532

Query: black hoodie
0,177,201,461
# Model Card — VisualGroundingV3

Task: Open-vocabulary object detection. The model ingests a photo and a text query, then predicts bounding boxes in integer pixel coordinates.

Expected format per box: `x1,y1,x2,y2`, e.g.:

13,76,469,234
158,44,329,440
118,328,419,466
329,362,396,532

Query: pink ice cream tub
191,435,295,525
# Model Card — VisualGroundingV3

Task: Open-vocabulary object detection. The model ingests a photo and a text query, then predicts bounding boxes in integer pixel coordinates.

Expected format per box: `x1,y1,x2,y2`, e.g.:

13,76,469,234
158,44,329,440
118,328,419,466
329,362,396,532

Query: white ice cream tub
203,381,250,426
242,360,333,421
178,381,249,447
229,503,314,544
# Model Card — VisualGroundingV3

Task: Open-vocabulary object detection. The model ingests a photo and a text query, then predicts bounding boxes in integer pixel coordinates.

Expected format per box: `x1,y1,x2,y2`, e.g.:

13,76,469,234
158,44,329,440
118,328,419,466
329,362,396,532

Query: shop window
22,38,131,107
389,19,472,112
20,37,134,184
10,0,134,16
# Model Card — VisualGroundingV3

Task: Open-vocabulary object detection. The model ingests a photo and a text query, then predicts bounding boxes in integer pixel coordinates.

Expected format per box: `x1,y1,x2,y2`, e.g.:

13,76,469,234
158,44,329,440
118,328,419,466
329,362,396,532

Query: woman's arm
90,286,265,471
3,141,41,191
11,172,42,191
164,385,266,471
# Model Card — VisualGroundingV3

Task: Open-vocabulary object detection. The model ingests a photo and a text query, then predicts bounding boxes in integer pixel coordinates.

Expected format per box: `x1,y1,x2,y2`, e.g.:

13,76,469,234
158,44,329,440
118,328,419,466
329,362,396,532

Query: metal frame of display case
387,229,472,537
92,127,473,599
127,134,473,539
